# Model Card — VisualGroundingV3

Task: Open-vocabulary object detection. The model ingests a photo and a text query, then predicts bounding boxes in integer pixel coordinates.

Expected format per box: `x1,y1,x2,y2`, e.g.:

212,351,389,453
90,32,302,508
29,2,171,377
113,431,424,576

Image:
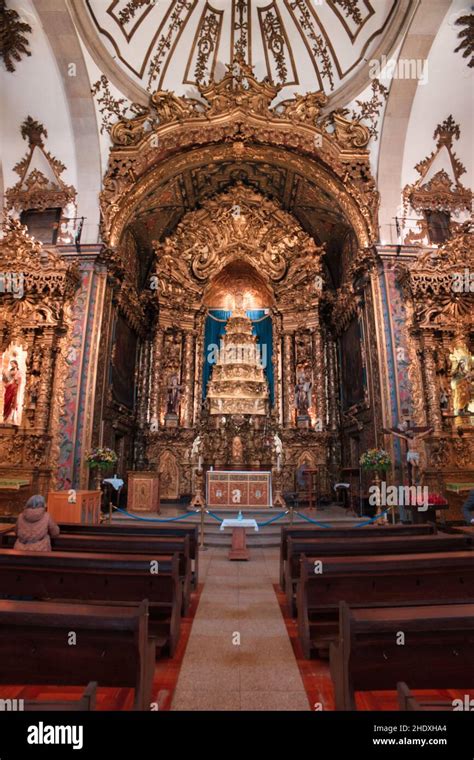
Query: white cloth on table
220,519,259,532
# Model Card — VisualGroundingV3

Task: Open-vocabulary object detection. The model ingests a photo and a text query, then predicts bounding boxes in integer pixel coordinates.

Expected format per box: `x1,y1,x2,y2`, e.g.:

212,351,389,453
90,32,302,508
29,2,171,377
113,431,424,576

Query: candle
277,454,281,472
198,454,203,470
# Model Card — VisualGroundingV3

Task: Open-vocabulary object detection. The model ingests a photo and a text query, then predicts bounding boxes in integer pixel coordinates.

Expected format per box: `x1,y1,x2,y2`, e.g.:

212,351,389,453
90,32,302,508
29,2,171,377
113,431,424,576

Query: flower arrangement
360,448,391,472
86,447,118,470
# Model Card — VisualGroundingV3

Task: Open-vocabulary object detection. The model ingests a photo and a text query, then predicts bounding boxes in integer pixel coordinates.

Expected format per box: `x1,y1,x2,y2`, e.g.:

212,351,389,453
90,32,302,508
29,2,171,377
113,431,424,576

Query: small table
220,518,259,560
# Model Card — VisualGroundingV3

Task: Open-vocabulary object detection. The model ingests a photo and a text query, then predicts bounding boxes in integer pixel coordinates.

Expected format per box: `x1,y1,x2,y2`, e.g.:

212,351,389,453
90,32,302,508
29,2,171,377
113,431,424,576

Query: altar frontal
207,471,272,508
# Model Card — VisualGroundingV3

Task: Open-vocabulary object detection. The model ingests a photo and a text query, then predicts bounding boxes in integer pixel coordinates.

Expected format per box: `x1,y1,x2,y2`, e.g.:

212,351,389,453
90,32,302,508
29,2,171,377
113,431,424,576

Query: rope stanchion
113,507,197,523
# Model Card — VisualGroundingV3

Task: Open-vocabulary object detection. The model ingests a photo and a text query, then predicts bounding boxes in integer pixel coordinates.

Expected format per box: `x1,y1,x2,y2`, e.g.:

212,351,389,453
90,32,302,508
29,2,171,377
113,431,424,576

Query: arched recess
32,0,102,244
377,0,452,243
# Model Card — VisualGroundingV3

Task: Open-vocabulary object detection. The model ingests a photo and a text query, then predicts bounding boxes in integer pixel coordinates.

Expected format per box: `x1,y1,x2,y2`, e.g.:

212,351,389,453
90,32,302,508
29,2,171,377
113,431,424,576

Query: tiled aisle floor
171,546,310,711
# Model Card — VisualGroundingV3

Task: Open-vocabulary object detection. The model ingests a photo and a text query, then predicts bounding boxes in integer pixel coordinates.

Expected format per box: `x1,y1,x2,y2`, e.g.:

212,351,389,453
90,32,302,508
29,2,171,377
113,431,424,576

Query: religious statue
273,431,283,472
451,355,473,415
166,374,182,415
191,434,202,459
2,359,22,424
383,424,433,485
295,371,312,415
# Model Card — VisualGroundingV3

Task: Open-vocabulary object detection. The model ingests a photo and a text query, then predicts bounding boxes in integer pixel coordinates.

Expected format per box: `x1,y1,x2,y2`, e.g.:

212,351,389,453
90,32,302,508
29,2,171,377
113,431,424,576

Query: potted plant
360,448,392,522
86,447,118,490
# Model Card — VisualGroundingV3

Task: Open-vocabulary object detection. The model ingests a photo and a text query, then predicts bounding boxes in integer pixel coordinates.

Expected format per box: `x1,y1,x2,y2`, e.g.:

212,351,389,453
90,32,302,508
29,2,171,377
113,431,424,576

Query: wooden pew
54,523,200,589
297,551,474,659
330,601,474,711
1,532,192,617
279,523,437,590
23,682,98,711
0,600,155,710
0,549,181,656
285,533,472,615
397,682,452,712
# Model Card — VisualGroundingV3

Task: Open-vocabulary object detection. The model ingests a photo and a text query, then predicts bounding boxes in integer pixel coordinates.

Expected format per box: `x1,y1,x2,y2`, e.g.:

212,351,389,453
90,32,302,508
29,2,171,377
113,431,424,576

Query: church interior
0,0,473,733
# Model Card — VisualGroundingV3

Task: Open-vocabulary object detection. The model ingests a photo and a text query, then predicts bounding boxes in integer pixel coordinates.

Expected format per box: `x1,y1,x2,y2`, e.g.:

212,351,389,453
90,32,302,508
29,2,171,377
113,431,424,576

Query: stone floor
171,546,310,711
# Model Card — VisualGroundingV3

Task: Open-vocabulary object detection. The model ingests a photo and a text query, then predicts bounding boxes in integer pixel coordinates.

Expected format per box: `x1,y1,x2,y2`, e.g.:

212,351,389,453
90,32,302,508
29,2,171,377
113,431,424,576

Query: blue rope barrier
354,509,391,527
113,507,197,523
295,512,333,528
295,509,392,528
256,511,288,527
206,510,224,523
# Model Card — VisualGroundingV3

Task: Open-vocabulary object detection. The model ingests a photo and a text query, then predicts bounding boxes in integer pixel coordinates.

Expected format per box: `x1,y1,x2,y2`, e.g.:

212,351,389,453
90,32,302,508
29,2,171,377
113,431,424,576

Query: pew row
279,523,437,590
55,523,200,590
297,551,474,659
1,532,192,617
285,533,472,615
330,601,474,710
0,600,155,710
0,549,181,656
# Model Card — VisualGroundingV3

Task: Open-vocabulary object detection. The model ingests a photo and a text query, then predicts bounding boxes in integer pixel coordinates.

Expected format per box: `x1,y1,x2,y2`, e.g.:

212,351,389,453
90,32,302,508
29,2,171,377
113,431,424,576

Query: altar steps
112,505,364,547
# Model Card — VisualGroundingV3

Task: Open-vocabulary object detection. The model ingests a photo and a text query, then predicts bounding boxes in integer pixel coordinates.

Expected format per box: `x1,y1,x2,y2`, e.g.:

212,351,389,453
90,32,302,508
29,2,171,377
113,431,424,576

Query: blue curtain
203,310,274,405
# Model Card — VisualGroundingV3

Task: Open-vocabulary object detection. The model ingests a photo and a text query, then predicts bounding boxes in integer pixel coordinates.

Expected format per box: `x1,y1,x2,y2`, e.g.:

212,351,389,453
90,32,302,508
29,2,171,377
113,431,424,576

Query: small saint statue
273,432,283,472
166,374,182,415
295,371,312,416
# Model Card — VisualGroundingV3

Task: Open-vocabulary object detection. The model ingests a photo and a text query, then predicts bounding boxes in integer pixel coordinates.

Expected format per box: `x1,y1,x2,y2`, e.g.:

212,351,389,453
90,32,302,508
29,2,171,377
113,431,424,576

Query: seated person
14,494,60,551
462,489,474,525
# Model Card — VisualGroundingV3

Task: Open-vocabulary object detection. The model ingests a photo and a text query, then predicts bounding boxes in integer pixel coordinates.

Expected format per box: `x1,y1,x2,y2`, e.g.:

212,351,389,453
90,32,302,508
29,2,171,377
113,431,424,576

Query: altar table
207,470,272,508
220,518,259,560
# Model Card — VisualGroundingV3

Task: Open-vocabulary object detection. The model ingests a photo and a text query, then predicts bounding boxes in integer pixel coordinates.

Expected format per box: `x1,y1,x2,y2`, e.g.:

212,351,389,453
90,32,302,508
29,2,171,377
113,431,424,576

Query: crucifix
382,421,433,485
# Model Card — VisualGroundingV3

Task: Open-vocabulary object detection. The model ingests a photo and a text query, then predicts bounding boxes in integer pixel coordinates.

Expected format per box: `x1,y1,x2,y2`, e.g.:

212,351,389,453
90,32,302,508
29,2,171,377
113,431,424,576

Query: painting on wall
111,314,137,409
0,343,27,426
340,317,366,410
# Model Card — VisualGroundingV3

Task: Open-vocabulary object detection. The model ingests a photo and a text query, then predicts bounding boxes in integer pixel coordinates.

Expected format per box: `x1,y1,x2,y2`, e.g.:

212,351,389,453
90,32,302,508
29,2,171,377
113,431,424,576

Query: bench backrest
0,599,152,708
300,551,474,611
288,533,471,578
331,601,474,710
0,548,180,605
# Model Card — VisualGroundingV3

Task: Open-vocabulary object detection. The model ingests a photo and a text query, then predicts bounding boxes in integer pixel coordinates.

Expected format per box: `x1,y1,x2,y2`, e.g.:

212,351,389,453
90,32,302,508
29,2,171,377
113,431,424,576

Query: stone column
182,330,195,428
312,317,326,430
422,340,442,432
282,332,294,427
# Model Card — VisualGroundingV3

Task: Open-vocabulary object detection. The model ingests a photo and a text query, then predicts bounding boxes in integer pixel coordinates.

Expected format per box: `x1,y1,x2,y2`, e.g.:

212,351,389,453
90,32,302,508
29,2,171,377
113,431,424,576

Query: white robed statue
191,434,203,470
273,432,283,472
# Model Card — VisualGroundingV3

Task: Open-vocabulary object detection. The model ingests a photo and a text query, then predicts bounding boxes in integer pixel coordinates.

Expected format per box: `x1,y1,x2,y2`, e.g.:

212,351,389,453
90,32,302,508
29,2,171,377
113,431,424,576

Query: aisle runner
171,547,309,711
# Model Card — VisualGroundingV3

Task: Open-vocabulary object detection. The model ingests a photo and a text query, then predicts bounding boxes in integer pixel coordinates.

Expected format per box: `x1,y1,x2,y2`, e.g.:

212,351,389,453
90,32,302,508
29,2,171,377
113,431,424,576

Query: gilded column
282,332,294,427
312,317,326,429
150,327,164,427
35,328,56,432
182,330,195,428
327,334,339,432
423,340,442,431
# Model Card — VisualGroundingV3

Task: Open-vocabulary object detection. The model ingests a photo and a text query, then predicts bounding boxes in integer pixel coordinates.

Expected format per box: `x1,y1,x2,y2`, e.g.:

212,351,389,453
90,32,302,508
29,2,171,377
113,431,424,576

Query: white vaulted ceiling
74,0,410,106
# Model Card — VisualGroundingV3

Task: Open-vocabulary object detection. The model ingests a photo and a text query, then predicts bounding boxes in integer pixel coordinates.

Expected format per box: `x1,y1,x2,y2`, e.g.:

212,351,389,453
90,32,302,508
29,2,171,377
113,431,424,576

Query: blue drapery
203,310,274,405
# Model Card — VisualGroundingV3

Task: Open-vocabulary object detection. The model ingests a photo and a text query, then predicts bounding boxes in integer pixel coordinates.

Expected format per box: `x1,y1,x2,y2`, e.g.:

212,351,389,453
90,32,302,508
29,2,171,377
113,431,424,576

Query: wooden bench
285,533,471,615
0,549,181,656
1,532,192,617
54,523,200,589
330,601,474,710
397,682,453,712
297,551,474,659
0,600,155,710
279,523,437,590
